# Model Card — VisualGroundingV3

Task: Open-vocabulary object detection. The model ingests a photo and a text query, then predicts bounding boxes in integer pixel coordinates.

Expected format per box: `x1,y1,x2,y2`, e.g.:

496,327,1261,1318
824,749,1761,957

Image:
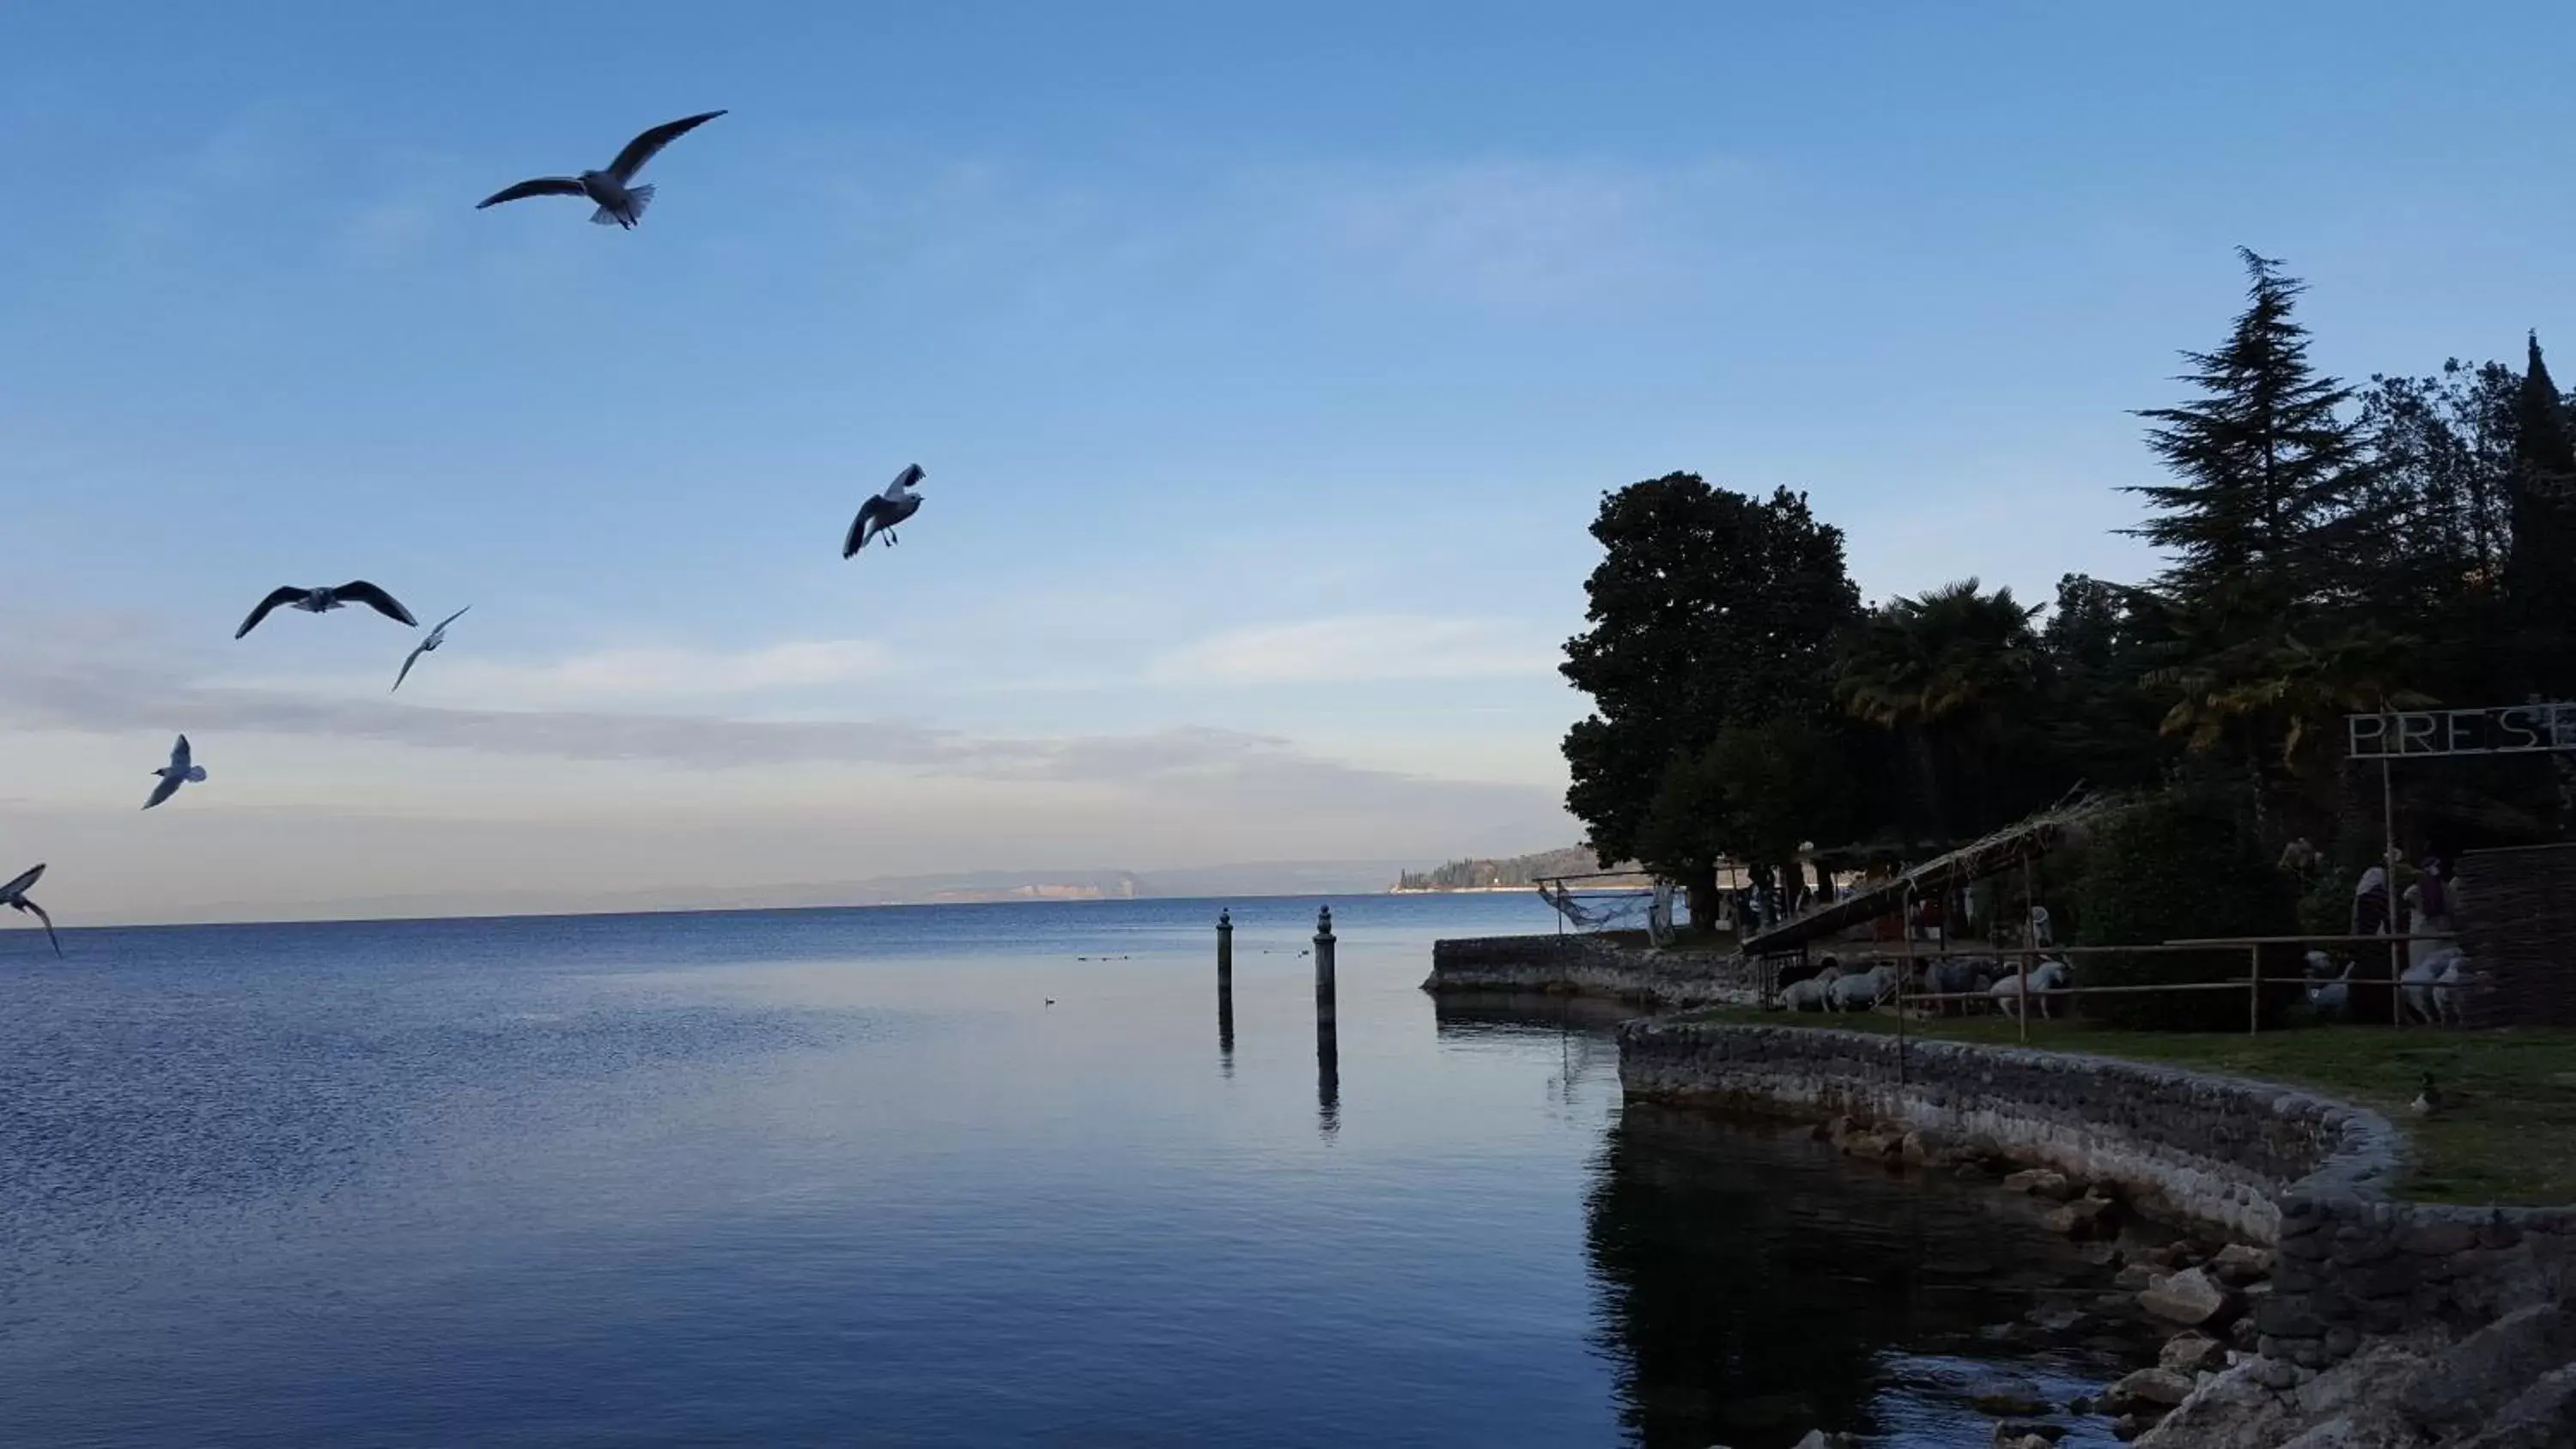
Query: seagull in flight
844,464,925,558
476,110,727,229
1,864,60,957
144,734,208,810
392,607,471,693
235,582,418,640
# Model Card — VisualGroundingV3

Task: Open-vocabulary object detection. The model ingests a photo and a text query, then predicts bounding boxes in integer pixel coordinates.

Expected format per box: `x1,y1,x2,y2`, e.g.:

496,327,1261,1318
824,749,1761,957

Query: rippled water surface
1,895,2152,1446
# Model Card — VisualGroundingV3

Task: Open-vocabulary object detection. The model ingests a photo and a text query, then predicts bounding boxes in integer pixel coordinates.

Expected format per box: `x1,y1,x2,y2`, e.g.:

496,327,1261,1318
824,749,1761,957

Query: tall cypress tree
2125,249,2369,634
2506,333,2576,695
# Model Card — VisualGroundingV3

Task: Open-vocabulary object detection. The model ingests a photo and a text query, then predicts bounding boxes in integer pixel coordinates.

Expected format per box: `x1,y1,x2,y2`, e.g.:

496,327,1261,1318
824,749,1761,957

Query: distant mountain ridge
1394,846,1636,892
107,859,1442,926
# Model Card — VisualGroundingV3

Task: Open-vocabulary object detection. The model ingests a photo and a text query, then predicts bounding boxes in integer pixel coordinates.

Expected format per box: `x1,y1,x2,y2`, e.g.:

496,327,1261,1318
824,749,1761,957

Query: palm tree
1836,579,2045,836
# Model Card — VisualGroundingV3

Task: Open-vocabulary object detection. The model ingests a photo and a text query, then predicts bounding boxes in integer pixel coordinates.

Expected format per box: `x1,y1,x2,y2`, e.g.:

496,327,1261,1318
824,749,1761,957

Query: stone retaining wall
1618,1019,2576,1368
1424,933,1759,1008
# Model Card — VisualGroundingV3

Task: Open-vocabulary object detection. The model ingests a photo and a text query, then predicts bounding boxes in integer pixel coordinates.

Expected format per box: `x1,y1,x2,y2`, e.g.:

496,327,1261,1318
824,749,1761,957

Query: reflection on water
1217,977,1236,1076
1437,994,2155,1449
0,898,2154,1447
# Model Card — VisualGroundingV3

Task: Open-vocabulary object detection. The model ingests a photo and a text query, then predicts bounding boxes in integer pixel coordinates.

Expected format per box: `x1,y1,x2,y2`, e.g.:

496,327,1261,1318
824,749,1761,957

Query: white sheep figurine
1990,957,2072,1019
2401,947,2466,1025
1778,962,1844,1012
1829,962,1899,1011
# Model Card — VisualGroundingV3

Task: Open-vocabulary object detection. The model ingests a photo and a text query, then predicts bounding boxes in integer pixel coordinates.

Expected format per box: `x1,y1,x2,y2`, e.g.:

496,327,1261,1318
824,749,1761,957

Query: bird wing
170,735,191,773
432,604,471,635
236,586,307,639
0,863,41,900
335,581,418,627
845,496,893,557
144,773,183,809
19,898,61,956
476,177,586,209
886,463,926,496
608,110,726,182
392,640,428,692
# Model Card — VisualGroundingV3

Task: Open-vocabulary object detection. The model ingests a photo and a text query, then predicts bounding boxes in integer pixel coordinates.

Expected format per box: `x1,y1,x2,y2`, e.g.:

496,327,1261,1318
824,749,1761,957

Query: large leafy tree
1562,476,1859,917
1833,579,2049,839
2125,249,2371,634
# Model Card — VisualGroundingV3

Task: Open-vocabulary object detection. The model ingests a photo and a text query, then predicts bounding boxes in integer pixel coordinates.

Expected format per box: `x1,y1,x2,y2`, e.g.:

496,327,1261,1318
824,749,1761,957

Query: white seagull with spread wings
143,734,207,810
476,111,727,229
1,863,60,956
235,582,418,640
845,464,926,558
392,607,471,693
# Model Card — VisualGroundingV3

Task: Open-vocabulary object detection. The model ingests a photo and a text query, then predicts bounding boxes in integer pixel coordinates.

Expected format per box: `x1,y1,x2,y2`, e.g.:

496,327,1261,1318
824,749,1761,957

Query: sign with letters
2347,702,2576,760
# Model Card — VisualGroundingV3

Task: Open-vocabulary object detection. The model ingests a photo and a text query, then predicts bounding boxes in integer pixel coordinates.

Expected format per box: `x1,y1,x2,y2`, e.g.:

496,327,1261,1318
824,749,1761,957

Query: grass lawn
1674,1007,2576,1207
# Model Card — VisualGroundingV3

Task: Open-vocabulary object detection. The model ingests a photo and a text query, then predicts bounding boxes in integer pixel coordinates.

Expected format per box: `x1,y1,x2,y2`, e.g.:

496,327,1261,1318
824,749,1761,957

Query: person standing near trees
2352,865,2391,937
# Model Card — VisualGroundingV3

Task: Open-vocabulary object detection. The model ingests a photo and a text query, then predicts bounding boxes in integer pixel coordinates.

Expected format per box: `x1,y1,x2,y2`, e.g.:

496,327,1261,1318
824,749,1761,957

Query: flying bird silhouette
1,864,60,956
845,464,925,557
143,734,207,810
235,582,418,640
476,110,727,228
392,606,471,692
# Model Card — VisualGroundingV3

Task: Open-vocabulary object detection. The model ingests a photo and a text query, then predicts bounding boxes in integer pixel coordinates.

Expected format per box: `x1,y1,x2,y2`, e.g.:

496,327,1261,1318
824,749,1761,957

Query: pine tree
2506,333,2576,696
2126,249,2370,633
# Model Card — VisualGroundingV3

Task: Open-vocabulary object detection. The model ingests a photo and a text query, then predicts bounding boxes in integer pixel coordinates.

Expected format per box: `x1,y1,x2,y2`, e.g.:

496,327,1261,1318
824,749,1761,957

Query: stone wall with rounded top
1424,933,1758,1007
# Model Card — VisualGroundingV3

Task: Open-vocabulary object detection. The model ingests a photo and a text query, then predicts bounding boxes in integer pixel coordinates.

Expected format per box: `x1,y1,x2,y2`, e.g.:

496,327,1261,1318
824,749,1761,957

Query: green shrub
2073,790,2300,1029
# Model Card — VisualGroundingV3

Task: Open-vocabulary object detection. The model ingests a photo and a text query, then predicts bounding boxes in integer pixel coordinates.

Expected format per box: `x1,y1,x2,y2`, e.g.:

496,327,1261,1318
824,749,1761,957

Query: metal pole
2384,755,2402,1029
1897,884,1912,1087
2248,942,2262,1036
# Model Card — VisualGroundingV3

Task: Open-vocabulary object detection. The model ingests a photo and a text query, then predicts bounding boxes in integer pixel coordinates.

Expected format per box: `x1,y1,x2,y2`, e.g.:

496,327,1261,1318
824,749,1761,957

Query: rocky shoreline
1622,1023,2576,1448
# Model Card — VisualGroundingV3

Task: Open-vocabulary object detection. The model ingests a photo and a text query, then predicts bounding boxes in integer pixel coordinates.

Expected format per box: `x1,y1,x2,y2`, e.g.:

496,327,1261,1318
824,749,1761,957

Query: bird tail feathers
186,767,208,783
590,185,655,226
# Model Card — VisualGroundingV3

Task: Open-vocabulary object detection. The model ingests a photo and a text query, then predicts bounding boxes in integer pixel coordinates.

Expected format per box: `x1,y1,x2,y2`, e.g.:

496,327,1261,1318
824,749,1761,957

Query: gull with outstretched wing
143,734,207,809
845,464,926,558
1,864,61,956
392,606,471,692
235,581,418,640
477,111,727,229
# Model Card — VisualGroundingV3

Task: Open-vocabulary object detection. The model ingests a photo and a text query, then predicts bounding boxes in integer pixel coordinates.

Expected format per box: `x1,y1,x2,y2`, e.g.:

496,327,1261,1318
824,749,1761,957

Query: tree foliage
1554,246,2576,959
1562,476,1859,873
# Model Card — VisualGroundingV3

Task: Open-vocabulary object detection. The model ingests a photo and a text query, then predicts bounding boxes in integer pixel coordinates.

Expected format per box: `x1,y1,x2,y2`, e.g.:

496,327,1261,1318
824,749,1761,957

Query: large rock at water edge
2002,1168,2079,1199
2208,1243,2274,1285
2105,1367,2196,1411
2159,1332,2227,1375
2044,1194,2117,1239
2140,1267,2240,1328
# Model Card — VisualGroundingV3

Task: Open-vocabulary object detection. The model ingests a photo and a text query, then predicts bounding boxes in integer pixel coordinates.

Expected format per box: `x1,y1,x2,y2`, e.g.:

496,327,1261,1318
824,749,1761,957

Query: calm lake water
0,894,2153,1446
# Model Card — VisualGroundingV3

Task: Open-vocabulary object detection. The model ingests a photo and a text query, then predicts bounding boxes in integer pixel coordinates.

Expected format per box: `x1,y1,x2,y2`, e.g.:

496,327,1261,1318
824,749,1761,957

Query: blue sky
4,3,2573,921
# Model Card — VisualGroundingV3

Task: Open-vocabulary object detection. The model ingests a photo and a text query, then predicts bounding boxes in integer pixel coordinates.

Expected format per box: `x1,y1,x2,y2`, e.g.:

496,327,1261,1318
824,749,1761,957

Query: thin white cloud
1149,615,1559,685
1269,159,1676,304
428,640,894,705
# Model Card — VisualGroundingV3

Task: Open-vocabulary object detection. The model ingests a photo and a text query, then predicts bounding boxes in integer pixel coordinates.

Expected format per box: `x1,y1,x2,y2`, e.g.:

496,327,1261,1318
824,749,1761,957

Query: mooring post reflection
1315,904,1339,1133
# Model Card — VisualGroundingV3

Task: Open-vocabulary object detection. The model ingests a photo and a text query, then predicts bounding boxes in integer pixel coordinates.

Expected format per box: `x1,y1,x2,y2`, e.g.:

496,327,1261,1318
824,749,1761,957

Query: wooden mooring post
1313,905,1337,1017
1217,907,1234,990
1216,908,1236,1069
1314,905,1339,1132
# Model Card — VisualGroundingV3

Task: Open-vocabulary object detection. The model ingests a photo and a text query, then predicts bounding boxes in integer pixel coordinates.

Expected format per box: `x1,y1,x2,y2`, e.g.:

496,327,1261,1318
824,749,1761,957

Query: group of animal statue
1771,947,2475,1024
1773,955,2076,1019
2304,946,2476,1025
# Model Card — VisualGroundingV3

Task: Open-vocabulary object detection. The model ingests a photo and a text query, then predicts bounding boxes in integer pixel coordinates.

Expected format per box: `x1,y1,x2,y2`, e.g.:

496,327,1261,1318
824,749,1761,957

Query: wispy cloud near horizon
1149,615,1560,686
